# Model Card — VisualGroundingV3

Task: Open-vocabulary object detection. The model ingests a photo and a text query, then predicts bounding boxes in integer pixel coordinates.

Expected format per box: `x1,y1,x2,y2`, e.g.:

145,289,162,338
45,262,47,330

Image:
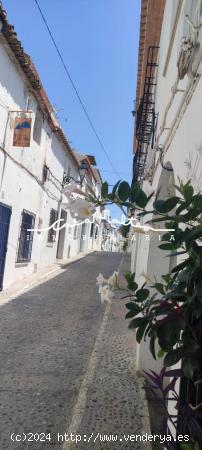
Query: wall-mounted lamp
62,161,88,187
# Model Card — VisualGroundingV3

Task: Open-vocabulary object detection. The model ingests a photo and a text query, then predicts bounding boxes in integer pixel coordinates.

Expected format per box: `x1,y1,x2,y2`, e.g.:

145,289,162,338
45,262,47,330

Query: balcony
133,46,159,184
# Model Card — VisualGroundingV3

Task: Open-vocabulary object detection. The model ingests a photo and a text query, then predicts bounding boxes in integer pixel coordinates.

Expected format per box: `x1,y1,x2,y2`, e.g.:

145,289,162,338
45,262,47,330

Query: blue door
0,204,11,290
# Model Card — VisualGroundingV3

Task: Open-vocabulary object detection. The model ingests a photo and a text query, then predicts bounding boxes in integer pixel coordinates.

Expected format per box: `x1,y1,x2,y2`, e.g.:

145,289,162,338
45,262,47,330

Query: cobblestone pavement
0,252,150,450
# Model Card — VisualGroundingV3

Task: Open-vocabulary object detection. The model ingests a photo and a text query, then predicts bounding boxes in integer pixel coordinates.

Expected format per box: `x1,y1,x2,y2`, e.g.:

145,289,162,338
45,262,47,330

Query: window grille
90,223,94,238
47,209,58,243
17,210,35,262
95,226,99,239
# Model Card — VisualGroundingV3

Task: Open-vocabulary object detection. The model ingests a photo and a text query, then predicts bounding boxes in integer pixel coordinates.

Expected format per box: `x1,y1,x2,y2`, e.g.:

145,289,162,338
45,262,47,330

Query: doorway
80,223,86,253
0,204,11,290
56,209,67,259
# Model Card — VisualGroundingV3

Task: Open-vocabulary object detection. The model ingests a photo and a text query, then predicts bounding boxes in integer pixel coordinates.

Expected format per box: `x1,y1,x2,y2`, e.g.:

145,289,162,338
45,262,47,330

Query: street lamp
79,161,88,184
62,161,88,187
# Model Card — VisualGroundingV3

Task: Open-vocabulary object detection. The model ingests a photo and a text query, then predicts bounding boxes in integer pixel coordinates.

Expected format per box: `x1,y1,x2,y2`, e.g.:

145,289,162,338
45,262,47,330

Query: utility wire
34,0,119,177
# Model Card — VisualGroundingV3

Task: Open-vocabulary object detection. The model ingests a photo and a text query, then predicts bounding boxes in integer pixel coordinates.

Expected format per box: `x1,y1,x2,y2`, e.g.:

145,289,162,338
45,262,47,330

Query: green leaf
189,242,202,263
158,349,165,359
146,216,170,224
164,347,184,367
165,220,178,230
136,288,150,302
130,182,140,202
119,224,131,238
154,196,179,213
183,184,194,201
153,283,165,295
162,273,172,283
124,272,138,291
157,317,185,351
146,191,155,204
150,337,156,359
101,181,108,198
118,181,130,202
177,267,190,283
125,302,141,312
125,310,139,319
193,303,202,319
163,291,186,300
180,444,193,450
183,226,202,243
135,189,148,208
194,443,200,450
196,277,202,303
131,183,148,208
129,317,146,329
192,194,202,209
136,320,148,343
171,258,191,273
176,199,192,215
129,281,139,291
181,208,202,222
161,232,174,242
124,271,134,283
159,242,181,251
167,250,187,258
182,357,198,378
112,180,121,196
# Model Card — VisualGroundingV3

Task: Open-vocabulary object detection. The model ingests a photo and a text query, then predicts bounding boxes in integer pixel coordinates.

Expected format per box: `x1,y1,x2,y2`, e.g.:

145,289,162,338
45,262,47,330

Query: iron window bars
17,210,35,263
47,208,58,243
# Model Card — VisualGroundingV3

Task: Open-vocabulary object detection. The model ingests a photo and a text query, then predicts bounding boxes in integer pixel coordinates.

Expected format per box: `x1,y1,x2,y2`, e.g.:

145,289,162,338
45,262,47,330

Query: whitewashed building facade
0,5,103,290
132,0,202,372
131,0,202,440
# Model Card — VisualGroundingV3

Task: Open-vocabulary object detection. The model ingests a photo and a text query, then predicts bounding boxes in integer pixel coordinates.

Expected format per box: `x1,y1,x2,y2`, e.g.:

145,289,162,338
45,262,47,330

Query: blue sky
3,0,140,216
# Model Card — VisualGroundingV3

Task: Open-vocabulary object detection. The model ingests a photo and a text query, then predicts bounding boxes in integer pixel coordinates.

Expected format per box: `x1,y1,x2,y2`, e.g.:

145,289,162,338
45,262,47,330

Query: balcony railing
133,46,159,184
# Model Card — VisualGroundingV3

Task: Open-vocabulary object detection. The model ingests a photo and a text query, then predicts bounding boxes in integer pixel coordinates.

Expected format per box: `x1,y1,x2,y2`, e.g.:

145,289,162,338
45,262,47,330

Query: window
17,211,35,263
73,220,82,239
90,223,94,238
73,224,78,240
47,209,58,243
33,109,43,145
95,226,99,239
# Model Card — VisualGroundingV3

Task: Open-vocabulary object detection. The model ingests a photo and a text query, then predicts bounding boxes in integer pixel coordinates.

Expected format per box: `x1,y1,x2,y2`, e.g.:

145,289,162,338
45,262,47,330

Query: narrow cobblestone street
0,252,149,450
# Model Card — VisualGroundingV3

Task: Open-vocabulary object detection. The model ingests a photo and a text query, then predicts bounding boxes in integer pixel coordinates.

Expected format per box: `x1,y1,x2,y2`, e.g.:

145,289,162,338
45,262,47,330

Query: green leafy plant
90,178,202,445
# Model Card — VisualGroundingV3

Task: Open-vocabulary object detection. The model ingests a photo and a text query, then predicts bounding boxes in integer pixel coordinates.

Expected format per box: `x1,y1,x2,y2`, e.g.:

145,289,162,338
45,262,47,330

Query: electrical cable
33,0,119,177
0,144,61,202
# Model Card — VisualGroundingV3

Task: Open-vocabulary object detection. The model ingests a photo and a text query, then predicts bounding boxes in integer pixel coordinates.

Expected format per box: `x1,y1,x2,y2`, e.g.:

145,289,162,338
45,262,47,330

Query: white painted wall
133,0,202,372
0,35,87,289
0,25,127,291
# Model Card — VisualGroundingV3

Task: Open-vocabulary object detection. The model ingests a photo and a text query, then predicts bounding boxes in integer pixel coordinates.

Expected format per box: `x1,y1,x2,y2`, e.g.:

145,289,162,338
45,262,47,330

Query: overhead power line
34,0,119,177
